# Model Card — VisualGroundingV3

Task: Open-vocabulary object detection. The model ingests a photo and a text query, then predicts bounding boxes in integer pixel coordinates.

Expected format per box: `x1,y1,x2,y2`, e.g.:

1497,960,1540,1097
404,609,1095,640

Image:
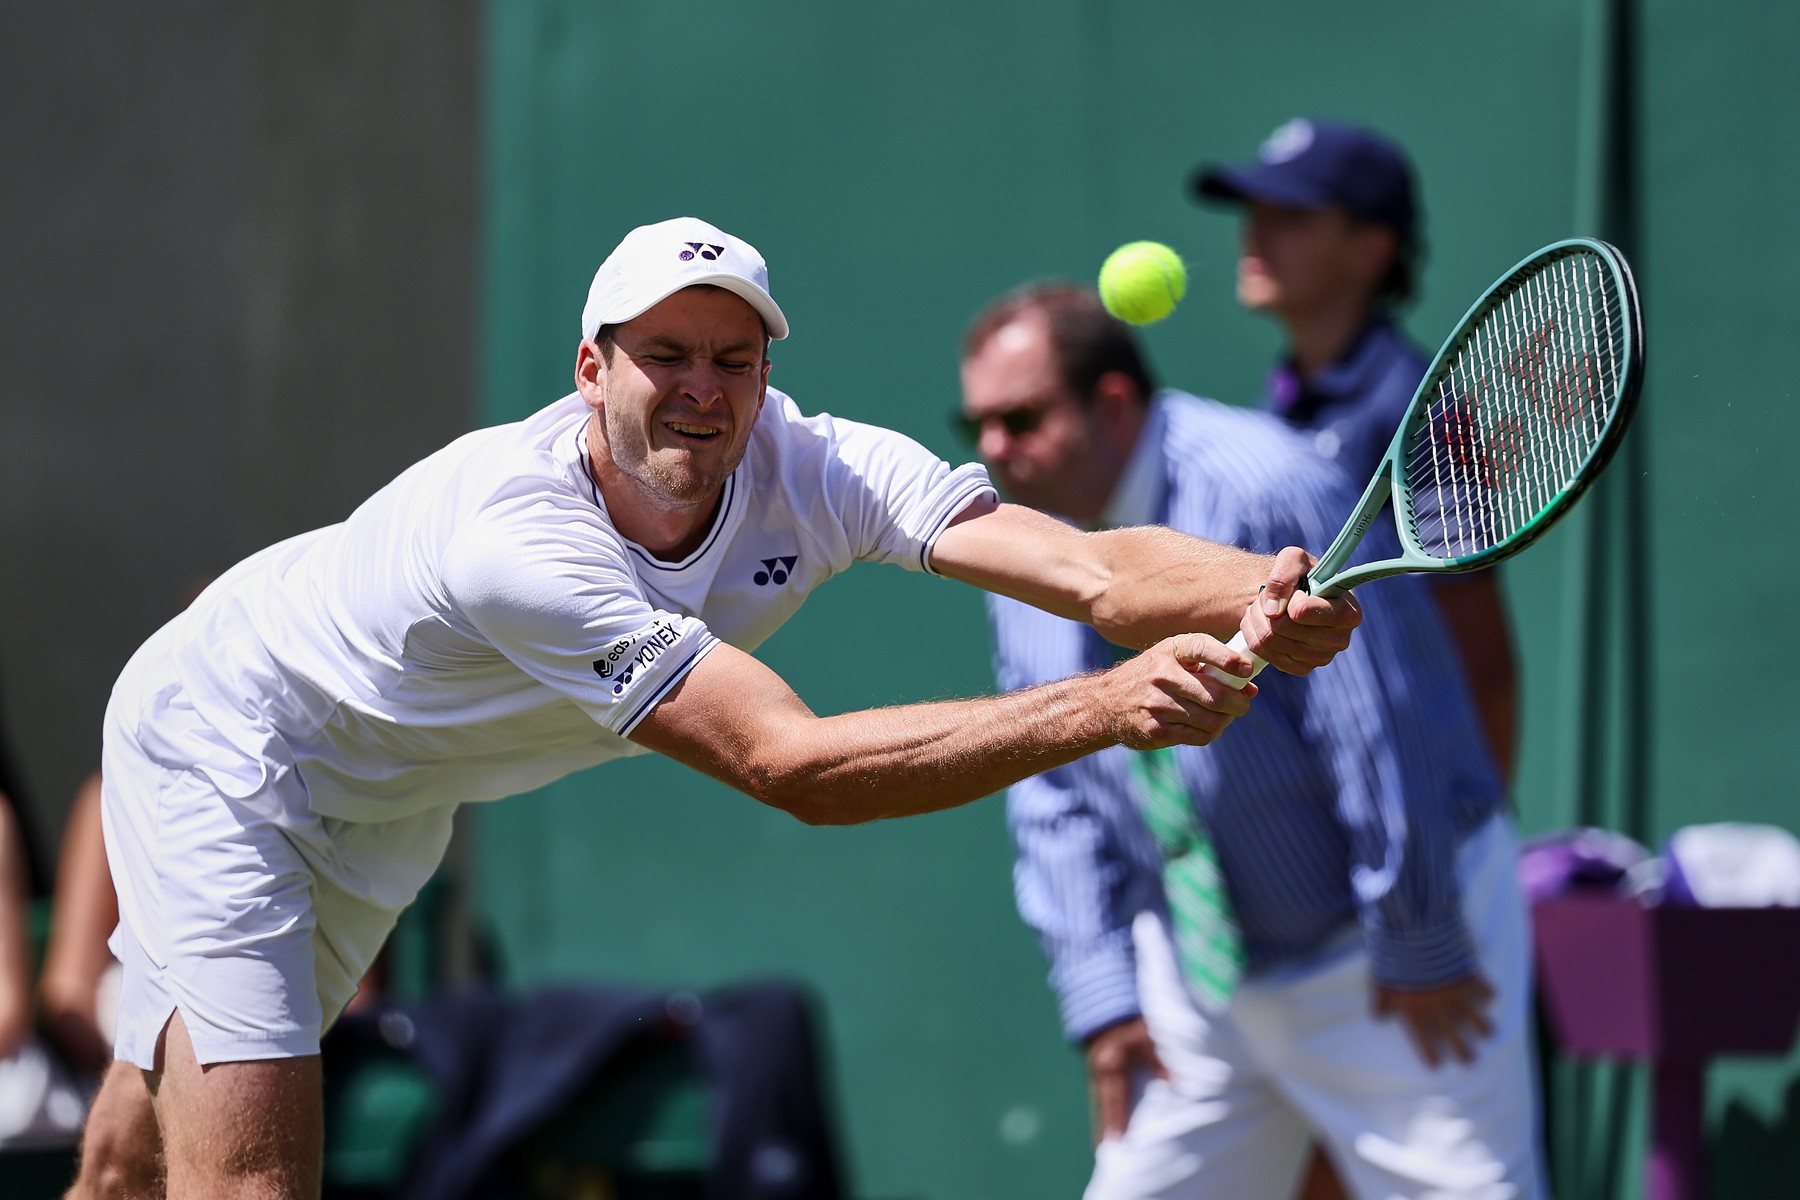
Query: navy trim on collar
573,424,737,573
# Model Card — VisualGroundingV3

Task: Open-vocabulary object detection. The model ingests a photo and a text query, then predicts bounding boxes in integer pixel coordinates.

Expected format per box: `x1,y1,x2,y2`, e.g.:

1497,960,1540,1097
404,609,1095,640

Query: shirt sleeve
990,594,1163,1042
442,494,719,736
1304,608,1480,987
1239,477,1481,989
809,411,995,574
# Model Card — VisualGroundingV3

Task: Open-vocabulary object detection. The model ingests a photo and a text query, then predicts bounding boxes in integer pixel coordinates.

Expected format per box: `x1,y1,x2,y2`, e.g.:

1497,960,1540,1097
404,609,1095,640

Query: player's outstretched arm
628,635,1255,826
929,499,1359,676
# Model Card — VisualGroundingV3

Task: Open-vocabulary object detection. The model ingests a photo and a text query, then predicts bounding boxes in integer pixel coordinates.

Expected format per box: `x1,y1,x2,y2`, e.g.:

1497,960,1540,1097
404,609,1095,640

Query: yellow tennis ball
1098,241,1187,325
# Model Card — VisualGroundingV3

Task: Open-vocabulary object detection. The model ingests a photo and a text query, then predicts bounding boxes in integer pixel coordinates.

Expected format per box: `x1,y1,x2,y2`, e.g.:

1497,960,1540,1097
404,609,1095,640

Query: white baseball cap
580,216,790,342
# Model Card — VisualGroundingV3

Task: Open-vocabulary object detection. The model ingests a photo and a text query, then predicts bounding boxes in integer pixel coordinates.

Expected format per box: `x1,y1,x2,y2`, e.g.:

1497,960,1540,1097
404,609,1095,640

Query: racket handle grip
1204,630,1268,691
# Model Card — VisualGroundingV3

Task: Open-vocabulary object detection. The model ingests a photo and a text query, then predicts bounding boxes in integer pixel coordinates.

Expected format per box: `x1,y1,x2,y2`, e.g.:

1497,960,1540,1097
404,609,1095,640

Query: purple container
1533,897,1800,1200
1533,897,1800,1060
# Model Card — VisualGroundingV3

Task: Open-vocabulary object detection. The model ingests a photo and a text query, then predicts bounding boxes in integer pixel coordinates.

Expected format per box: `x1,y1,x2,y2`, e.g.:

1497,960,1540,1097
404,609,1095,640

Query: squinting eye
719,359,754,373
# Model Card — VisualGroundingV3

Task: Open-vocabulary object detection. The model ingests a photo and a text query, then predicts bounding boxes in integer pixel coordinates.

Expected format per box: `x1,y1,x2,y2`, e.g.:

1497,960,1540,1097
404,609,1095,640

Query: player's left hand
1373,974,1496,1068
1239,547,1360,674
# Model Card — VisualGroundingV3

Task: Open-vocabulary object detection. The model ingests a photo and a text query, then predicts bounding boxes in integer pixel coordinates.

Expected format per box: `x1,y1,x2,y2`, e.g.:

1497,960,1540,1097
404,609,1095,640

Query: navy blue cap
1190,118,1418,244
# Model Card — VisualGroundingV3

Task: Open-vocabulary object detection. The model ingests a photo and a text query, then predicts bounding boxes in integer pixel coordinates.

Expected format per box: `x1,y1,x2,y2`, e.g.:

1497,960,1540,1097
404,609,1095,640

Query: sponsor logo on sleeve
592,620,686,697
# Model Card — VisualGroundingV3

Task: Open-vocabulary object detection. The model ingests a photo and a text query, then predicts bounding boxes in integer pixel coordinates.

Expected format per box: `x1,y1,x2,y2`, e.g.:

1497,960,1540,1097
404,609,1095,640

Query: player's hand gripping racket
1214,237,1645,687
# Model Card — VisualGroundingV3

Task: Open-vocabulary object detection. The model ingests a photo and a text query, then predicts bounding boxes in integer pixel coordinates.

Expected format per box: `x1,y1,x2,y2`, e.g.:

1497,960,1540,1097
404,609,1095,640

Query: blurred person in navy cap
1192,116,1518,794
1190,118,1525,1200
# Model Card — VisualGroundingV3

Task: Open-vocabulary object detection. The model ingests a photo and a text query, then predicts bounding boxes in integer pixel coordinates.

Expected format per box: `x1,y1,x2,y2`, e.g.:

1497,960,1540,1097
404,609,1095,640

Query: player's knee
67,1067,164,1199
68,1121,165,1199
68,1159,165,1200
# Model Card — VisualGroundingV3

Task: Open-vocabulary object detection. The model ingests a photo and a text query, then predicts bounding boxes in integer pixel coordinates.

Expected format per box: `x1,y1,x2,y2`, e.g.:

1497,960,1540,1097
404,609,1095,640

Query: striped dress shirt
988,393,1504,1042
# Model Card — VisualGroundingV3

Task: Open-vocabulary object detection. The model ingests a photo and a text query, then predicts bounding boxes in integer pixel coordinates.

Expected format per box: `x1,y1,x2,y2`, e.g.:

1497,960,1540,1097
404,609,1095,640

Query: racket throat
1307,460,1397,598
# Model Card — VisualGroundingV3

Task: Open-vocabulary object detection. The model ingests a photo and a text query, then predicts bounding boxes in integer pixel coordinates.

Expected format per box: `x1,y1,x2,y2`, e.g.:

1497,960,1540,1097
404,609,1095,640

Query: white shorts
101,625,457,1069
1089,814,1545,1200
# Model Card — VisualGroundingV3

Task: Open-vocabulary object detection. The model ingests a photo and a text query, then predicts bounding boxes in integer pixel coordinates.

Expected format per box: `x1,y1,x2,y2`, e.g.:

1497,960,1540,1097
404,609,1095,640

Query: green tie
1126,746,1245,1009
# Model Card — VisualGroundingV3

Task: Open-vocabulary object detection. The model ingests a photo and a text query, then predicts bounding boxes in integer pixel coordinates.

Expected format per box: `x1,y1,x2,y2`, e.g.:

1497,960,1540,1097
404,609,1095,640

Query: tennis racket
1214,236,1644,687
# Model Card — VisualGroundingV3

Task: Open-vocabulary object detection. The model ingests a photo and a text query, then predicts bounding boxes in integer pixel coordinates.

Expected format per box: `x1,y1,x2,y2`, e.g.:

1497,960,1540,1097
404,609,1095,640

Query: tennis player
66,217,1361,1197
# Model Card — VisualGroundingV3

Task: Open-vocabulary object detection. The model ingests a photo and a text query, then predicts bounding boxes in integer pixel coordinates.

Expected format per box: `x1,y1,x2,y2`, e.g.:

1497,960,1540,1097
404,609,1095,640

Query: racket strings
1404,251,1625,559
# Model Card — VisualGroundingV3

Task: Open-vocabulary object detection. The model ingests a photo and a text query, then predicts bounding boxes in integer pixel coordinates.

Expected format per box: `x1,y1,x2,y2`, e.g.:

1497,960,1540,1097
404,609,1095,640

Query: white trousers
1088,815,1546,1200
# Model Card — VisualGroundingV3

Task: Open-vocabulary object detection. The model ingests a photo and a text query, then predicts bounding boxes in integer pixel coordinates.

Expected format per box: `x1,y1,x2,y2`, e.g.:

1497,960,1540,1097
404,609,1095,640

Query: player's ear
575,339,606,409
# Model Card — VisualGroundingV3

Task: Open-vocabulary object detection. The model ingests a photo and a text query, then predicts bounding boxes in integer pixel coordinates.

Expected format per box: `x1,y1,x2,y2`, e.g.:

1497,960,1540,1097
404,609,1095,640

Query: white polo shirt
154,389,994,824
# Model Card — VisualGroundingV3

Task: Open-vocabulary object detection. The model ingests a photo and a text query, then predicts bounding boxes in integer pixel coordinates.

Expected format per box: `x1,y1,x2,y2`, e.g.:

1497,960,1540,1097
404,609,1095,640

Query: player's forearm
932,503,1270,646
1084,526,1268,648
749,675,1118,825
635,634,1249,824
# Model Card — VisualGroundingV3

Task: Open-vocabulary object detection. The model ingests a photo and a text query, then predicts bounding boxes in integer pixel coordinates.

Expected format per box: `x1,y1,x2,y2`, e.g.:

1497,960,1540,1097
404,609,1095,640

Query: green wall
475,3,1800,1196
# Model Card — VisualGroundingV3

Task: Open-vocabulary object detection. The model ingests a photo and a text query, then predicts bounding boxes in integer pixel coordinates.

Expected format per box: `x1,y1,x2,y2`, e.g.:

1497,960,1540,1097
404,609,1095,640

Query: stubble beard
605,405,743,512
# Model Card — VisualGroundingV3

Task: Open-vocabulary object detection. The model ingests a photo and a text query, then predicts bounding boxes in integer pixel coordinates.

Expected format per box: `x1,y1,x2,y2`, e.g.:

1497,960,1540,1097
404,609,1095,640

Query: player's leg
1084,910,1311,1200
96,637,455,1194
151,1009,322,1198
1270,815,1545,1199
96,675,352,1196
64,1061,164,1198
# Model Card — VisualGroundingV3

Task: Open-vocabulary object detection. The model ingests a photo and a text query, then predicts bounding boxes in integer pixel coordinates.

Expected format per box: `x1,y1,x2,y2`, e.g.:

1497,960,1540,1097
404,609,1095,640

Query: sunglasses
951,405,1050,444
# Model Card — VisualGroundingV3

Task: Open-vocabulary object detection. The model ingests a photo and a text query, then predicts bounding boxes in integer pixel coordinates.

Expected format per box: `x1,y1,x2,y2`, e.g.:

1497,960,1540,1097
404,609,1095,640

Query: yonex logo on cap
581,217,791,342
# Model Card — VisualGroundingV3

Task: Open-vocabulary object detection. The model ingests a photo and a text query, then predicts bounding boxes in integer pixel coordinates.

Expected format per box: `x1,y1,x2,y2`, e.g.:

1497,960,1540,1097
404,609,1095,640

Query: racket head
1314,238,1644,593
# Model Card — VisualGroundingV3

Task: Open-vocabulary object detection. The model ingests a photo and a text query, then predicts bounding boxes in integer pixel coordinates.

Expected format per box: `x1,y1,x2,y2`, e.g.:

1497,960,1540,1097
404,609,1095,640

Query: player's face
1237,203,1385,318
595,287,770,507
959,316,1115,523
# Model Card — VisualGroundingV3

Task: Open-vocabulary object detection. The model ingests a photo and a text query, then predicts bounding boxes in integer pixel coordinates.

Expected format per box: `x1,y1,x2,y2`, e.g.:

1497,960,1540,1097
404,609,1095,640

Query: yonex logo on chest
680,242,725,262
754,555,798,586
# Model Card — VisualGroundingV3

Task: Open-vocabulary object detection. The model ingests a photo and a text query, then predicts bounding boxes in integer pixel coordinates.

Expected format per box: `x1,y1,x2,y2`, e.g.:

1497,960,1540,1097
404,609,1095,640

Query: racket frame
1305,237,1645,598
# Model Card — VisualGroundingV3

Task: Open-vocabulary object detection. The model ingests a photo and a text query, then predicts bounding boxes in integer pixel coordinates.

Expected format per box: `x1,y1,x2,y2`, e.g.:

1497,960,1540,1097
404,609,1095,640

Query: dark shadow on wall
0,2,480,863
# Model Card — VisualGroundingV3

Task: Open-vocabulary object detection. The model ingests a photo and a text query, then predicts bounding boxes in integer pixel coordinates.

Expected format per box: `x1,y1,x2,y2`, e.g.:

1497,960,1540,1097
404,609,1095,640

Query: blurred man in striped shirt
959,285,1544,1200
